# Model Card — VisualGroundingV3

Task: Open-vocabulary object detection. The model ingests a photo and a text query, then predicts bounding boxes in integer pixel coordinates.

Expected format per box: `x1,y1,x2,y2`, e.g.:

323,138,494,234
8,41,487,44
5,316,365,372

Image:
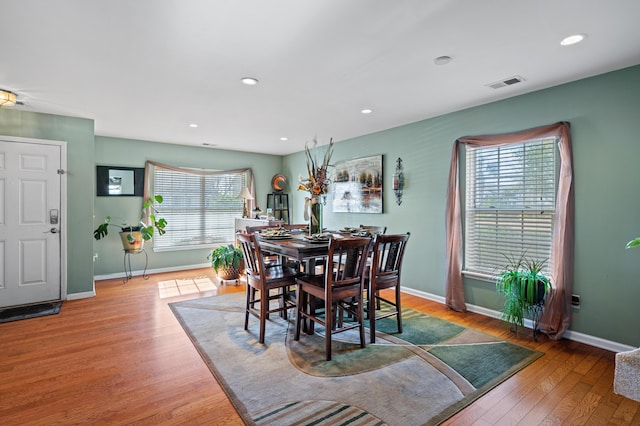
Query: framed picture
332,154,383,213
96,166,145,196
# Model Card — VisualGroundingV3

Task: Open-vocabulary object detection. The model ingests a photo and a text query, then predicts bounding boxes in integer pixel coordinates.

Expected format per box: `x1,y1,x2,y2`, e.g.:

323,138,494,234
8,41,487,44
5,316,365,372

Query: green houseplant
208,244,244,281
495,254,553,340
626,236,640,249
93,195,167,252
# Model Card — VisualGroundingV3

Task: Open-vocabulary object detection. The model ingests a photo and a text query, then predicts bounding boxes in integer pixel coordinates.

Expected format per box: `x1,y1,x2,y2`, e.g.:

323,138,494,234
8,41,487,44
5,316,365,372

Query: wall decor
96,166,144,196
332,154,383,213
393,157,404,205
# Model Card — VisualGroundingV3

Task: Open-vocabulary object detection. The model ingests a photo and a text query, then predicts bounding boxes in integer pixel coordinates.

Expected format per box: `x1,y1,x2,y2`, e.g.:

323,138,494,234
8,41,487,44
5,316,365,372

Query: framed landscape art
332,154,383,213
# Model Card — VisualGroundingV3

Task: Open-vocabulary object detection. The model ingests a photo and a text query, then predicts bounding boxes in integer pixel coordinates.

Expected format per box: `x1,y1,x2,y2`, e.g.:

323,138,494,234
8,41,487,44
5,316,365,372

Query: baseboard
66,285,96,301
401,287,636,354
93,262,211,282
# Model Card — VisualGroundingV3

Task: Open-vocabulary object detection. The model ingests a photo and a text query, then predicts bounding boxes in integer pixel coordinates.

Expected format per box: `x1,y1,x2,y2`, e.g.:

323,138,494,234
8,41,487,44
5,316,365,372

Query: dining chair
366,232,410,343
294,236,372,361
359,224,387,235
237,233,299,344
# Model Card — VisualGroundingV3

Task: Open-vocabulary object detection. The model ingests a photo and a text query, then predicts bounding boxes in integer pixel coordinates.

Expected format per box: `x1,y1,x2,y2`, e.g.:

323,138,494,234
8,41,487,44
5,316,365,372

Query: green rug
170,293,542,426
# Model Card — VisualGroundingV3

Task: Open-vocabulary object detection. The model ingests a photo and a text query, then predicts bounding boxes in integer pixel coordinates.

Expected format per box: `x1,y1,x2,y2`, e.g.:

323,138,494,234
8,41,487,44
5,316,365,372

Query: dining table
255,228,374,270
255,231,332,275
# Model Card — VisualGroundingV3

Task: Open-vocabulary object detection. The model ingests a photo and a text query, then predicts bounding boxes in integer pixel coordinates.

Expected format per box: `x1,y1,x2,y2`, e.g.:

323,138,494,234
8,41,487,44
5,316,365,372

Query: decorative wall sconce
393,157,404,205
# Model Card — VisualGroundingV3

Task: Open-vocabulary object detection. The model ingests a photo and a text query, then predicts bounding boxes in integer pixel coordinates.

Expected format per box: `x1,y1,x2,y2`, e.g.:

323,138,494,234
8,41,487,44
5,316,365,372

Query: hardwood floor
0,268,637,425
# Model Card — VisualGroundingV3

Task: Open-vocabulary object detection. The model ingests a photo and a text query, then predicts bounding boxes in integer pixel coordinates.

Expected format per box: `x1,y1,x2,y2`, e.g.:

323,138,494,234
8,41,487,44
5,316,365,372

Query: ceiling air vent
486,75,526,89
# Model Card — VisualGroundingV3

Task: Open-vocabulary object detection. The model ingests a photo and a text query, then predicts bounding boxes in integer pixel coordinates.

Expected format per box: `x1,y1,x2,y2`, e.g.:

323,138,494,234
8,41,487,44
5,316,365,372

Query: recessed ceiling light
361,108,373,114
433,55,453,65
560,34,586,46
280,137,288,141
189,123,198,128
202,143,218,147
241,77,259,85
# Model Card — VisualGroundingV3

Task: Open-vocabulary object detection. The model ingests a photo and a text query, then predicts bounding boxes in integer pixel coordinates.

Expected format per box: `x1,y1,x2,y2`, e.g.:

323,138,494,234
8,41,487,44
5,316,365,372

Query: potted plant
495,254,553,340
626,236,640,249
93,195,167,253
208,244,244,281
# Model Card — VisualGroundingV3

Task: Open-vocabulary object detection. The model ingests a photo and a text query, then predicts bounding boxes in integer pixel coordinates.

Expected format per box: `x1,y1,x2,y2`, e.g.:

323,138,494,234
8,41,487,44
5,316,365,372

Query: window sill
461,270,495,283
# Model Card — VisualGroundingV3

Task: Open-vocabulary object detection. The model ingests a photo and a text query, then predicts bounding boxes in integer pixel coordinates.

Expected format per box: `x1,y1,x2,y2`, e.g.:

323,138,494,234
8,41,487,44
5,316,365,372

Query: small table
123,248,149,284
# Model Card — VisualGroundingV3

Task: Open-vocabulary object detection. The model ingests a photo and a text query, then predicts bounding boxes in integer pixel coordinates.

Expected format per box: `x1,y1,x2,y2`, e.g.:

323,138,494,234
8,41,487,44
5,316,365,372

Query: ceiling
1,0,639,156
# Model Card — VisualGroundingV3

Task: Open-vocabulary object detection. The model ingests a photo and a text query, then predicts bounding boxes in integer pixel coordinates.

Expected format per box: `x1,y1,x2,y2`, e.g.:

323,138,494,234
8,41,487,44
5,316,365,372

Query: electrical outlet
571,294,580,309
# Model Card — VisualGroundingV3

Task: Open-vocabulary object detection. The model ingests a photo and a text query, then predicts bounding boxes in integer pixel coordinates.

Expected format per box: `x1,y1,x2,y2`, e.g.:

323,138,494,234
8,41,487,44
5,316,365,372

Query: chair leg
294,285,303,341
369,289,377,343
244,284,251,331
259,288,268,344
396,286,403,334
325,301,333,361
357,295,366,349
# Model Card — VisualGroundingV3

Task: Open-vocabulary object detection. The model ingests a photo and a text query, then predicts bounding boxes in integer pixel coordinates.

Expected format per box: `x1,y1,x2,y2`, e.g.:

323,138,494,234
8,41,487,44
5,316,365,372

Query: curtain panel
445,122,573,340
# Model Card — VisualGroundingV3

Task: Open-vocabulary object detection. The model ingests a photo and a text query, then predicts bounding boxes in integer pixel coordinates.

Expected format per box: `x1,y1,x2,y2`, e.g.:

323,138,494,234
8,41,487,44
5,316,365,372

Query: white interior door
0,140,62,308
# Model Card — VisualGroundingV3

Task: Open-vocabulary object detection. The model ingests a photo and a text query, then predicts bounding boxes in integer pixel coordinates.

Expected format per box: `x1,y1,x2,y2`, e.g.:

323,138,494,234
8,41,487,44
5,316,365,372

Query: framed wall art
332,154,383,213
96,165,145,196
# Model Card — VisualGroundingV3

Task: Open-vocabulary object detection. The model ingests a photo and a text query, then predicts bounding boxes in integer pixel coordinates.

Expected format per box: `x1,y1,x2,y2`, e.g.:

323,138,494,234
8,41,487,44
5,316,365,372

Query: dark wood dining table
255,232,331,274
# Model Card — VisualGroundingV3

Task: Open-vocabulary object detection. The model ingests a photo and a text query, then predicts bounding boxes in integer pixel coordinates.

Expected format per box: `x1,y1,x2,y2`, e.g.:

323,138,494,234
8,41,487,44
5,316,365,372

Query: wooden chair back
368,232,410,342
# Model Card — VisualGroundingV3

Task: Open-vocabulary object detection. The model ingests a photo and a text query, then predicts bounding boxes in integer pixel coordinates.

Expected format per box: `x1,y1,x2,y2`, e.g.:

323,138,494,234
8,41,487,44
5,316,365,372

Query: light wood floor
1,268,638,425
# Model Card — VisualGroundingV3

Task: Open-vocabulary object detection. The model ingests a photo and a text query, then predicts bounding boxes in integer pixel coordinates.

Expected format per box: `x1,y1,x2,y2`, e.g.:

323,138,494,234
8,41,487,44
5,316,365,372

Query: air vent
486,75,526,89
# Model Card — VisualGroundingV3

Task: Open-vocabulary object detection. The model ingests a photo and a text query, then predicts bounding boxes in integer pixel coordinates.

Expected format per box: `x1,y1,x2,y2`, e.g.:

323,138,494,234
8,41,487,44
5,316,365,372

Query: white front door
0,139,62,308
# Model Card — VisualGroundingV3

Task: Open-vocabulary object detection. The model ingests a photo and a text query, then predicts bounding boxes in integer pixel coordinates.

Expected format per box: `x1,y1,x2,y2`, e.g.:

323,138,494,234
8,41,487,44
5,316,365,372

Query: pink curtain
445,122,573,339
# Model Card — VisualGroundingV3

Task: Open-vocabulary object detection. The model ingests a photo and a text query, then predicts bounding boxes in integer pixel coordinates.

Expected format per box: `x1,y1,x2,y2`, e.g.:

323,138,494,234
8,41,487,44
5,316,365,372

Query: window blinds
153,167,247,250
464,138,557,276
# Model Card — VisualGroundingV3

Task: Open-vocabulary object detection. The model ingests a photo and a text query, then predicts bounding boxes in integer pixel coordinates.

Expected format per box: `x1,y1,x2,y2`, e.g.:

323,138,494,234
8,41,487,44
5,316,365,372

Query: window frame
149,164,253,252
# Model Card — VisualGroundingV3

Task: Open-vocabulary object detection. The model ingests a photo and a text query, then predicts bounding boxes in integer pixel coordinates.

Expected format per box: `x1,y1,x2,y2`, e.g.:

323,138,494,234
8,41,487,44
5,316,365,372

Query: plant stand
123,248,149,284
531,302,544,341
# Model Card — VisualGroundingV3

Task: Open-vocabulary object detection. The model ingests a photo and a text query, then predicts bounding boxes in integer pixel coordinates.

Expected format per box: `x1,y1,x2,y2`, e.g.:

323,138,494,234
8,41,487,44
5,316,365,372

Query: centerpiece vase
309,196,323,235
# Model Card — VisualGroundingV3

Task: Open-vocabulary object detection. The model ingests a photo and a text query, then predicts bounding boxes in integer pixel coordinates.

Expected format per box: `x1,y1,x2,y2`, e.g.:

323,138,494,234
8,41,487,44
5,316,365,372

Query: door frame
0,135,68,301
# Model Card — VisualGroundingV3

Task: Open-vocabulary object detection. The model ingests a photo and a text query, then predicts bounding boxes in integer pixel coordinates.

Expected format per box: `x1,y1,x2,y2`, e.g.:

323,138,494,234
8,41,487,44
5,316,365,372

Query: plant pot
514,279,547,305
216,260,245,280
119,231,144,253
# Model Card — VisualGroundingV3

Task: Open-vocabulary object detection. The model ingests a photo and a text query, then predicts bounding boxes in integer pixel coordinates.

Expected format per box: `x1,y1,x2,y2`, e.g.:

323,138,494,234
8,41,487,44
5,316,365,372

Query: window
153,166,248,250
464,138,557,277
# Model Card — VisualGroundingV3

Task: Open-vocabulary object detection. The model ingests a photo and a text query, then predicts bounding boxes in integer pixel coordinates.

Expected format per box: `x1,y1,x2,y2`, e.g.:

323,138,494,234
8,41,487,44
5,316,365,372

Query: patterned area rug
170,293,542,426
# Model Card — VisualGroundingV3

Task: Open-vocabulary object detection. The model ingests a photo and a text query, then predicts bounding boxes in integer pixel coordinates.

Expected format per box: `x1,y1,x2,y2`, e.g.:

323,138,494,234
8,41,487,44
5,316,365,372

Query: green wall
284,65,640,347
0,109,95,296
93,136,282,275
1,65,638,348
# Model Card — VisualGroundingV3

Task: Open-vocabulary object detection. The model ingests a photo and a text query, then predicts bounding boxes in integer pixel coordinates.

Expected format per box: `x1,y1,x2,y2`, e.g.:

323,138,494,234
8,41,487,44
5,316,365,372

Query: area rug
170,293,542,426
0,301,62,323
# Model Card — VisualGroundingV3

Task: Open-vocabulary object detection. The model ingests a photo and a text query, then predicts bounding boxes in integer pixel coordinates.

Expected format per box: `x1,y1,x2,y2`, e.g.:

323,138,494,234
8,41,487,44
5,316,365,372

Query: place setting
303,233,331,244
257,227,293,240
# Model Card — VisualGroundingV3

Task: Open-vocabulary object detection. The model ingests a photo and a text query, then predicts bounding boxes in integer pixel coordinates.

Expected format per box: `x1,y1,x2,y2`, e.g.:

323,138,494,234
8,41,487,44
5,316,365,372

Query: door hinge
57,169,65,175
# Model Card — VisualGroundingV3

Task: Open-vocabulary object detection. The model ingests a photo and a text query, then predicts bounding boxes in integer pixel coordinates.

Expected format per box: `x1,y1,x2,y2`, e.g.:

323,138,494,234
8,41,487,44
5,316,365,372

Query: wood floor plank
0,267,638,425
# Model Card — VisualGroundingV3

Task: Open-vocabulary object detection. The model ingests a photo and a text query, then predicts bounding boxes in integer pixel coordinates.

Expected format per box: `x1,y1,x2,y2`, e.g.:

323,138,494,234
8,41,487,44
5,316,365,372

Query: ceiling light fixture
189,123,198,128
433,55,453,66
241,77,259,85
361,108,373,114
280,137,288,141
0,89,17,107
560,34,586,46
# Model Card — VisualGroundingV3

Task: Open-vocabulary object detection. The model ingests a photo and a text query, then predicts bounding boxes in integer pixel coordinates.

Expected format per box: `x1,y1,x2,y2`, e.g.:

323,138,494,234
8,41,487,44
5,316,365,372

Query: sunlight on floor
158,276,218,299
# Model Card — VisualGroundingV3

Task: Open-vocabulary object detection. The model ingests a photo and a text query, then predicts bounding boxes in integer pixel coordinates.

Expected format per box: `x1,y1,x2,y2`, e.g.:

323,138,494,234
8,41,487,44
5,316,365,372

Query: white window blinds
464,138,557,277
153,166,247,250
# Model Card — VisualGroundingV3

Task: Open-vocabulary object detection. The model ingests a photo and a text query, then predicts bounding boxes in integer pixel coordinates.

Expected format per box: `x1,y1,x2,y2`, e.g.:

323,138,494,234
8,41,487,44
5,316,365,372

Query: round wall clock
271,174,287,191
